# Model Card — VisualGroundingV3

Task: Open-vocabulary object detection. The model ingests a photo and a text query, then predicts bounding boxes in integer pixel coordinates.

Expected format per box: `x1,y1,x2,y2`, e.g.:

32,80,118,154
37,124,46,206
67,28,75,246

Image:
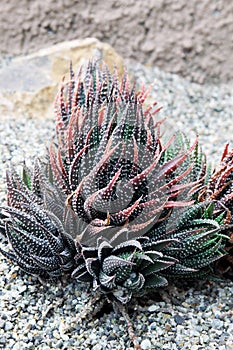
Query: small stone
150,322,157,330
202,334,209,343
52,330,60,340
182,39,193,52
92,344,102,350
190,345,199,350
165,323,171,331
107,334,116,341
37,320,44,327
174,314,185,325
181,302,190,308
89,332,97,340
5,321,14,331
211,318,224,329
17,285,27,293
148,305,158,312
0,337,6,345
60,333,69,341
141,339,152,349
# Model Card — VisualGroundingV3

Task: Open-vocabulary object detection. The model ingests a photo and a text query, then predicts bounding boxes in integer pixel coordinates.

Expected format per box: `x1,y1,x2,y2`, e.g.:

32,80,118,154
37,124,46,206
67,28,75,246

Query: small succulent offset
198,144,233,279
0,62,232,349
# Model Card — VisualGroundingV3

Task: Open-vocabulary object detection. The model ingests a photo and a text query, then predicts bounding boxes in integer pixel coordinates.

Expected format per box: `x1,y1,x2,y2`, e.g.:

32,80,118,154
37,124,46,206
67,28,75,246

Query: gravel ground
0,63,233,350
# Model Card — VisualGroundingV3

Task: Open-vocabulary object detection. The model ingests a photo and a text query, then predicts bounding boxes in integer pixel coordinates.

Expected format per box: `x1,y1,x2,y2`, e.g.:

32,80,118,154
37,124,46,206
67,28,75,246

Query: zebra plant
0,163,77,281
49,63,207,246
0,61,231,349
198,144,233,279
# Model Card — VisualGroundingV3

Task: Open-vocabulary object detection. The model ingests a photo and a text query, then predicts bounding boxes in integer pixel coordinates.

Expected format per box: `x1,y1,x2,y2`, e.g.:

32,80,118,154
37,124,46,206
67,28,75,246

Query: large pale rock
0,38,124,120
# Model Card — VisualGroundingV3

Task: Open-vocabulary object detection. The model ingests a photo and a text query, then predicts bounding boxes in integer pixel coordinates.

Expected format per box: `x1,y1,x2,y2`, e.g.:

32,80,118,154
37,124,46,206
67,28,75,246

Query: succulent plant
0,61,231,349
0,163,77,281
198,144,233,279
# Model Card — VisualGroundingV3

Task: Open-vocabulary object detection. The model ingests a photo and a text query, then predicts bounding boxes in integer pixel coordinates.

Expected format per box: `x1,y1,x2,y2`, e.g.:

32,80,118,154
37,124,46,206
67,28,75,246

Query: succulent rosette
0,62,230,304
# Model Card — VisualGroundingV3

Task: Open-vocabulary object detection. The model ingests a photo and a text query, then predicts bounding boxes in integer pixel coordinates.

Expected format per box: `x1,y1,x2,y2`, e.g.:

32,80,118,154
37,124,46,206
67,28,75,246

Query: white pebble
141,339,152,349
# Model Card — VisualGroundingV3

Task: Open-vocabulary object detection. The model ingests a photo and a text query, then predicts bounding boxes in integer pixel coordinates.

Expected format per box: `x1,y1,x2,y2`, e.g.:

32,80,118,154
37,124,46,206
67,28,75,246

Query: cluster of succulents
0,61,232,348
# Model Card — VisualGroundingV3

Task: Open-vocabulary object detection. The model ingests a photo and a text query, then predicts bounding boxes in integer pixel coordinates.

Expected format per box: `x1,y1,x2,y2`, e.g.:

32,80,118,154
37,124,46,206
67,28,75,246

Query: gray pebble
211,318,224,329
174,314,185,325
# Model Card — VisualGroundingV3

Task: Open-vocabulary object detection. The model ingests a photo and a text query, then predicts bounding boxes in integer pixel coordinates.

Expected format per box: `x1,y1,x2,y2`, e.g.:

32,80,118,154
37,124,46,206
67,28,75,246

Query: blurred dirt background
0,0,233,84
